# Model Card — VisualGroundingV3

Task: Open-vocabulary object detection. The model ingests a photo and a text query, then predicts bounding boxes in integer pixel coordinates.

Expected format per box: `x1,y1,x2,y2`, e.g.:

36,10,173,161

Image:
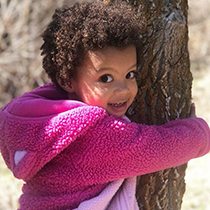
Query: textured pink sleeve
69,114,210,185
1,98,209,183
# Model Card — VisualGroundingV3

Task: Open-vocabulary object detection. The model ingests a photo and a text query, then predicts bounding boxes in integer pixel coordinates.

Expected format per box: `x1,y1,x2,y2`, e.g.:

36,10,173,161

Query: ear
56,75,75,93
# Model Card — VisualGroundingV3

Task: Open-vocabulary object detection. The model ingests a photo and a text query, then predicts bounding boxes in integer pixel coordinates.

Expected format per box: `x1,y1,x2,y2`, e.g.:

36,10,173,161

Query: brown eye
99,75,113,83
126,71,136,79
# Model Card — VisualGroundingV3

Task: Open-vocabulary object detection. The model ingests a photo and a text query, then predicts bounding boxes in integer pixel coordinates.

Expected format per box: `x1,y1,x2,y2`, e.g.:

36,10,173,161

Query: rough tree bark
106,0,193,209
128,0,192,209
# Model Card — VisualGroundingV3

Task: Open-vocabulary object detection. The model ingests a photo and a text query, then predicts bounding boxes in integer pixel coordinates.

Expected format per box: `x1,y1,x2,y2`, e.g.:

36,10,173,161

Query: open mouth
107,101,128,116
108,102,126,107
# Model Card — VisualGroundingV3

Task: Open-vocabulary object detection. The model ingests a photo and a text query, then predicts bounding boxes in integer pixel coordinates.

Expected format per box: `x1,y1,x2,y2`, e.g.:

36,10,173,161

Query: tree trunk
127,0,192,209
105,0,192,209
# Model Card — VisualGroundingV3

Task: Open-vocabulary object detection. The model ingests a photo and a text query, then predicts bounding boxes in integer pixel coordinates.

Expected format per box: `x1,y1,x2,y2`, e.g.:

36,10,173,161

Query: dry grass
0,0,210,209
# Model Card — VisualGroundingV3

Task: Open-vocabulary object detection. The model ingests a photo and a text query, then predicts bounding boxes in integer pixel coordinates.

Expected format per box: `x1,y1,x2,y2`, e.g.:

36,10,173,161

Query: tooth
109,102,124,107
114,103,122,107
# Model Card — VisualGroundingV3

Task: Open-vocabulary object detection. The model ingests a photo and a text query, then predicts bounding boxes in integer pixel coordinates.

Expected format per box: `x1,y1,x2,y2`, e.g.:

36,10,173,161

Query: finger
190,103,196,116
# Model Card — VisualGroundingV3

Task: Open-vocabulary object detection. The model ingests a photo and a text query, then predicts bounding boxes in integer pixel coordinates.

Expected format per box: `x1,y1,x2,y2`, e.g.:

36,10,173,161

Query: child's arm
1,102,209,183
0,84,209,183
70,111,209,185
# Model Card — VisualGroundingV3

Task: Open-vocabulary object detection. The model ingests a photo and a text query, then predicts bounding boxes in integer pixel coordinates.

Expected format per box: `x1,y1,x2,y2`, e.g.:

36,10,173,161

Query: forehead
83,45,137,69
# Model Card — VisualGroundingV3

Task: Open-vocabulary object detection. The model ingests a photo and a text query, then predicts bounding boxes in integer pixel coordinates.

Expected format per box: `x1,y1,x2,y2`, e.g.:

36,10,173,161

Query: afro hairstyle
40,1,145,89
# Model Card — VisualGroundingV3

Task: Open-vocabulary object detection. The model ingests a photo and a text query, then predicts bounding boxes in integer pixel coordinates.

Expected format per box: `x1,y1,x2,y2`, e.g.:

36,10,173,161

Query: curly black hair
40,1,145,88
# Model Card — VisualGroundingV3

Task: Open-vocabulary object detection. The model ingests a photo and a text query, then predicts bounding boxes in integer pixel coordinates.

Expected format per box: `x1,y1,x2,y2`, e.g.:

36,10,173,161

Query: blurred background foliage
0,0,210,209
0,0,78,108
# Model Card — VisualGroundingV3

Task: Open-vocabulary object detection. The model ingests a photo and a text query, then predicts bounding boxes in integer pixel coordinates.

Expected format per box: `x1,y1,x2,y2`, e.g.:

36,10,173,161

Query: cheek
92,91,109,109
84,96,106,108
131,82,138,97
81,86,106,106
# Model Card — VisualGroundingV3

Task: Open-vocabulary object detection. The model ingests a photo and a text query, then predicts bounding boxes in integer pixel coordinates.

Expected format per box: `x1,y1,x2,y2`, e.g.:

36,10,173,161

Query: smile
107,101,128,116
108,102,126,107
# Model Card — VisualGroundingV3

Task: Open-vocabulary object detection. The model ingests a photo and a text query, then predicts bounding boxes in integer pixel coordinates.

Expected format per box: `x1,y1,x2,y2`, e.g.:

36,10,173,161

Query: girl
0,2,209,210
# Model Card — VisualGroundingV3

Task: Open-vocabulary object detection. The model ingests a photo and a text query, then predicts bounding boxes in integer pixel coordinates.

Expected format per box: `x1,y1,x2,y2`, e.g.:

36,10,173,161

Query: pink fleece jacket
0,83,209,210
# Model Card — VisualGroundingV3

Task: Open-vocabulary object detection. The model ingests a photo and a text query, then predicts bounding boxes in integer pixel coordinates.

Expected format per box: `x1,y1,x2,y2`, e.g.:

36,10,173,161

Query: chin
112,113,125,118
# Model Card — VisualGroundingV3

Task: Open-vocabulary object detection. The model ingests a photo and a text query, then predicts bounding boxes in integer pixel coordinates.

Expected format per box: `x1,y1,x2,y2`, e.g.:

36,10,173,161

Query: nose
114,81,129,96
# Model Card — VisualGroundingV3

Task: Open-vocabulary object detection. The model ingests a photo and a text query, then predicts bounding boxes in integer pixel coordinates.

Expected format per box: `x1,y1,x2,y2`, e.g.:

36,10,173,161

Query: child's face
68,45,138,117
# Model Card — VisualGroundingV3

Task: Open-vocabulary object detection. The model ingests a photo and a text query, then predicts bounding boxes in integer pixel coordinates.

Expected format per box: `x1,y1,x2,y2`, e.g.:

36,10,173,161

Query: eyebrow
96,63,137,73
128,64,137,70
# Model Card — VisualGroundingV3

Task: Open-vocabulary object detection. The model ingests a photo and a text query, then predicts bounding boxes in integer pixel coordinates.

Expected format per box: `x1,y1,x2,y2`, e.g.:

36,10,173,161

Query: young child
0,2,209,210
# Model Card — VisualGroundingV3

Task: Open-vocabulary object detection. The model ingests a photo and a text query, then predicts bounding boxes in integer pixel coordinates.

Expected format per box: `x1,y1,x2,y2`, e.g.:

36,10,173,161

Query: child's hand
190,103,197,118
